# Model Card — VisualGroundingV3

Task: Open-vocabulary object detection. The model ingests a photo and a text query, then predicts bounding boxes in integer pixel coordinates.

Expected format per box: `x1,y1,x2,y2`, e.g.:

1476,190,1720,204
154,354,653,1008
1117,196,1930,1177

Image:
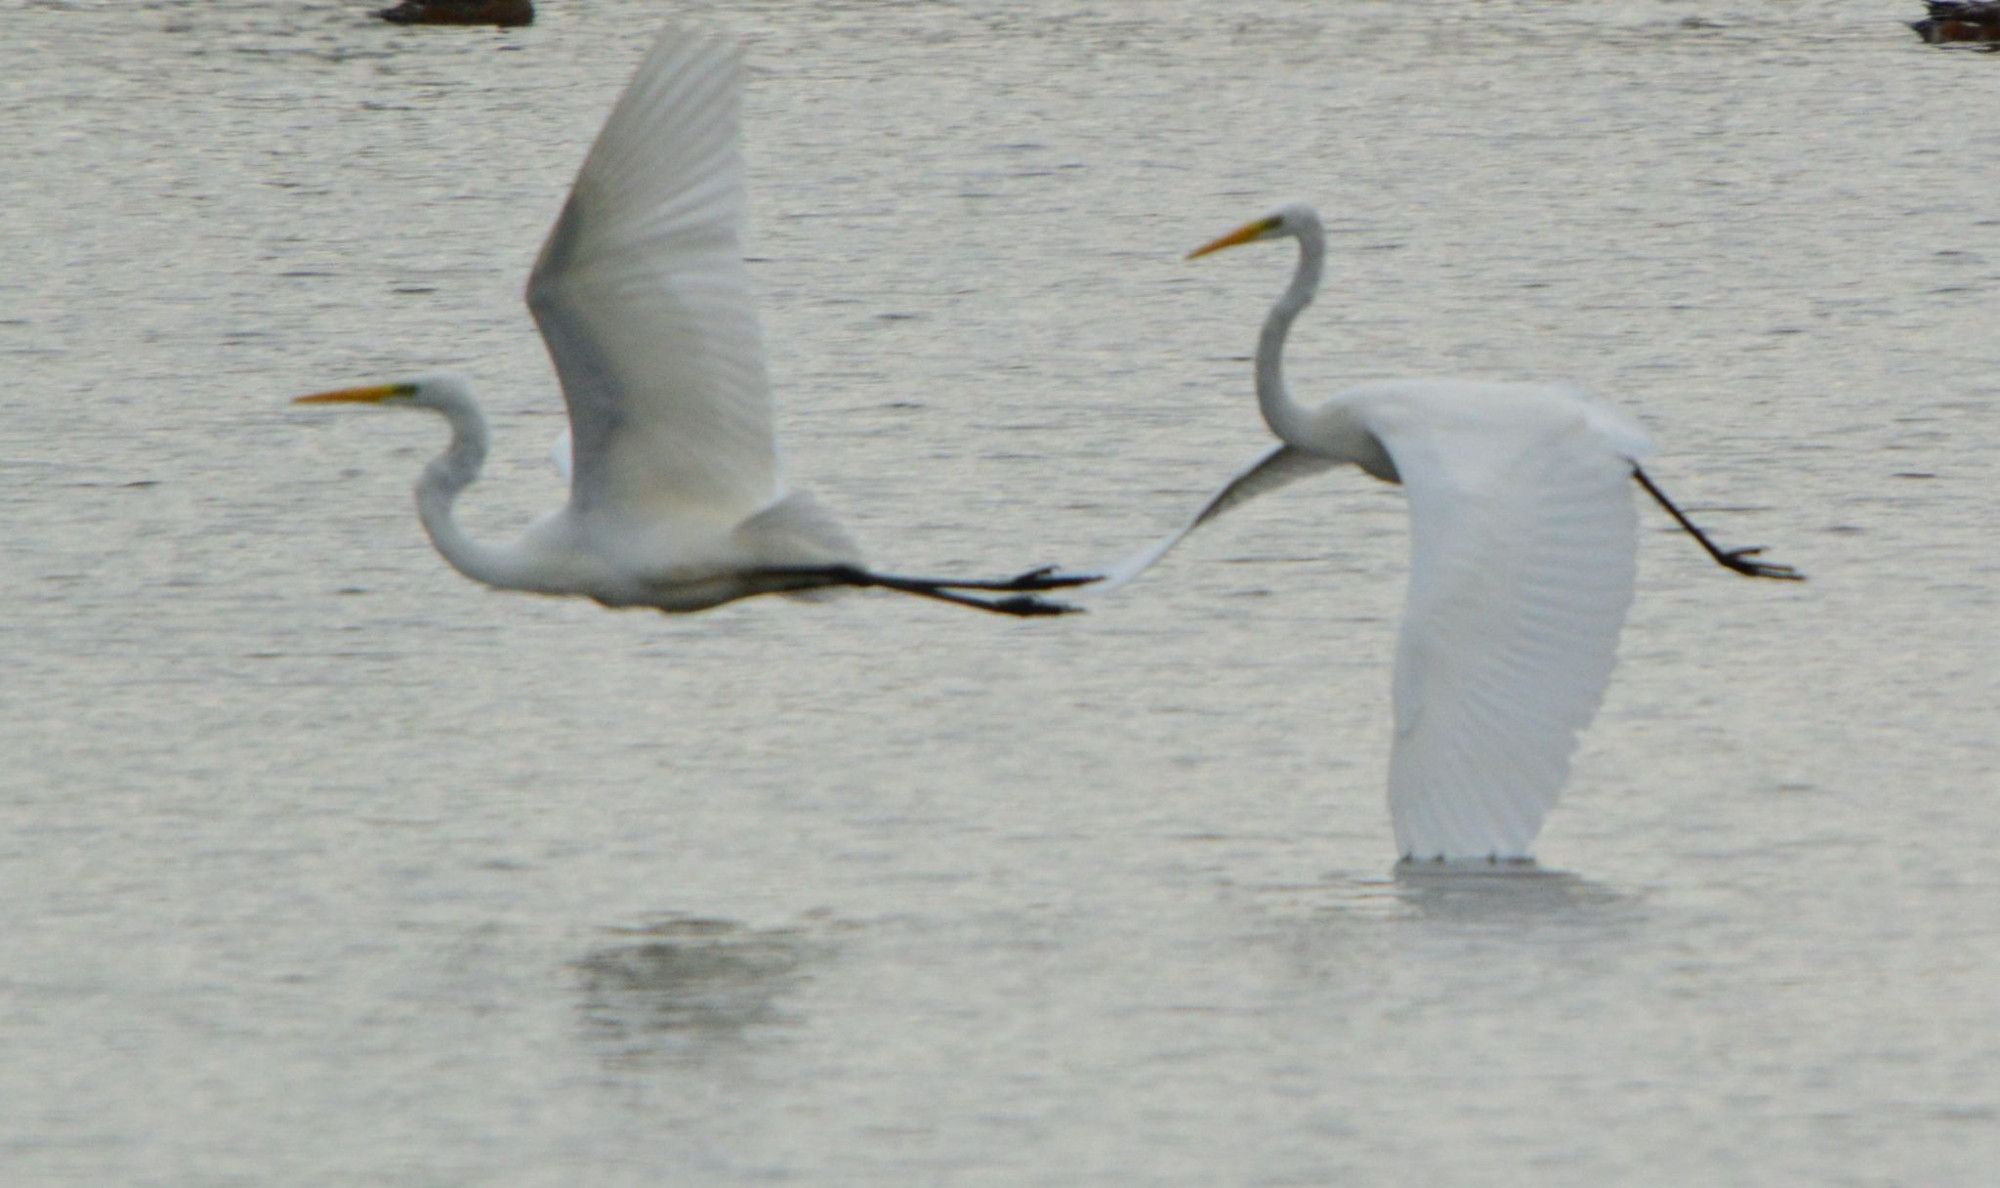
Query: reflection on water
573,915,822,1069
1251,867,1649,1008
1387,863,1639,925
1255,864,1642,928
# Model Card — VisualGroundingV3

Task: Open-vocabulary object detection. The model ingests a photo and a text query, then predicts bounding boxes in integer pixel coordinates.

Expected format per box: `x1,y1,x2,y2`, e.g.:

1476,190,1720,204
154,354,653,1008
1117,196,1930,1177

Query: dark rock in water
376,0,534,27
1912,0,2000,44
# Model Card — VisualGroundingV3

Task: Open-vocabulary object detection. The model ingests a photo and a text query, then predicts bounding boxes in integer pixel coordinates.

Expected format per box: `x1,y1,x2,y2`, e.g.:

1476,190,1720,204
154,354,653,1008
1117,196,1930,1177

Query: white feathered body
522,28,863,609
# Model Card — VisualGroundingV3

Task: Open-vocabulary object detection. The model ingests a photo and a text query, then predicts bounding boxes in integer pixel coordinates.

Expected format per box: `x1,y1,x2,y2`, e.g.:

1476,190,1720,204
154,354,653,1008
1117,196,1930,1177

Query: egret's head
293,371,469,410
1187,202,1321,259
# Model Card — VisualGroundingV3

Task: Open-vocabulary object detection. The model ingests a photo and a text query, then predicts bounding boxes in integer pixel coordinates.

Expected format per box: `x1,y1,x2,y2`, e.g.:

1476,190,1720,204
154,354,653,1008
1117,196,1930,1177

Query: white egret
296,28,1087,617
1107,203,1803,863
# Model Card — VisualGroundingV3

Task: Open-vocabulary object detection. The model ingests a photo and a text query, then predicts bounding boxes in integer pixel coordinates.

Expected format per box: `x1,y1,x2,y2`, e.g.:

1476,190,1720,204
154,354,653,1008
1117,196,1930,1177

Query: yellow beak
1187,215,1282,260
293,382,412,406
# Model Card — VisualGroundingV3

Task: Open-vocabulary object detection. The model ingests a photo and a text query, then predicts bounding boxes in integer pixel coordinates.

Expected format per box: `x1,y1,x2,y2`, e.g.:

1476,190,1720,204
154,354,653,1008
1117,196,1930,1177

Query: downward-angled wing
1095,444,1335,590
528,27,780,525
1361,385,1649,861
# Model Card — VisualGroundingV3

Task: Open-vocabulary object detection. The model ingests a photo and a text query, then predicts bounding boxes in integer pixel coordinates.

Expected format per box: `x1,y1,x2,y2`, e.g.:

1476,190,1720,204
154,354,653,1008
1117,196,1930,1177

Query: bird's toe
1004,566,1102,591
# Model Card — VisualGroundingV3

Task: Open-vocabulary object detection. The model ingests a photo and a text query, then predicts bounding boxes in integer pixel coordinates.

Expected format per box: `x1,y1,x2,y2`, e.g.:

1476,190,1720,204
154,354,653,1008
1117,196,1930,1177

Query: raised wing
528,27,780,524
1095,444,1335,591
1361,384,1646,861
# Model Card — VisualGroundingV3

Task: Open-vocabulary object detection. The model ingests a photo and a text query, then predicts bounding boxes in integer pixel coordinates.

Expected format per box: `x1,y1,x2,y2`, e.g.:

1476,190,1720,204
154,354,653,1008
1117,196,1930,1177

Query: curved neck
1255,216,1325,448
413,387,538,592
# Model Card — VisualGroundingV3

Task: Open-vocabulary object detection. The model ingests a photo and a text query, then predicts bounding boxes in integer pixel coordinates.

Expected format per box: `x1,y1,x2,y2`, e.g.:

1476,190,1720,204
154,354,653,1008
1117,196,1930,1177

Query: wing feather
527,28,780,524
1360,386,1645,861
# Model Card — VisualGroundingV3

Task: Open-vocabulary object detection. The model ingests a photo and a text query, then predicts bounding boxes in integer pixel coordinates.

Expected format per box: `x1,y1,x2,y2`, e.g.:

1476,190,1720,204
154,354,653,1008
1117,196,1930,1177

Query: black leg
765,566,1083,616
859,564,1104,593
858,570,1082,616
1631,466,1804,581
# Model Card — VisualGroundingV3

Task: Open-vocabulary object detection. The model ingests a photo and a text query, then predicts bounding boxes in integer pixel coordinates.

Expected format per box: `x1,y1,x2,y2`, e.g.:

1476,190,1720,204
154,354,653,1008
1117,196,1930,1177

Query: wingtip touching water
1074,202,1806,862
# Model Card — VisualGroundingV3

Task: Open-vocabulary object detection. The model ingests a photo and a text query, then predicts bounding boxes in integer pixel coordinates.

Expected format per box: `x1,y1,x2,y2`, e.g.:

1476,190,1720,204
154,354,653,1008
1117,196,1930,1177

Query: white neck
1255,213,1326,448
412,385,542,592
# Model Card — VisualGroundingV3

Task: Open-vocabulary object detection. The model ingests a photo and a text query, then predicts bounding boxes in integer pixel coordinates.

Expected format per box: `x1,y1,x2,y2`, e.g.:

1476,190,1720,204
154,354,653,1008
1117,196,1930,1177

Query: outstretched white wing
1094,444,1335,590
528,27,780,525
1358,382,1649,861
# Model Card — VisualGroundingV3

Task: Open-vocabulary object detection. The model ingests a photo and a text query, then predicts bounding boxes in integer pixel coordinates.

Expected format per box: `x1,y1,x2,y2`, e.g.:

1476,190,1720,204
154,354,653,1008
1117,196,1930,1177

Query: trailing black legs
1631,467,1804,581
763,564,1102,616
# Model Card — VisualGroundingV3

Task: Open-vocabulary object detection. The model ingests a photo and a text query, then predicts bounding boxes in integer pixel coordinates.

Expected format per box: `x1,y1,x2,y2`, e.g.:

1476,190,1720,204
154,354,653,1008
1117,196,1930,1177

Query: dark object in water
376,0,534,27
1912,0,2000,44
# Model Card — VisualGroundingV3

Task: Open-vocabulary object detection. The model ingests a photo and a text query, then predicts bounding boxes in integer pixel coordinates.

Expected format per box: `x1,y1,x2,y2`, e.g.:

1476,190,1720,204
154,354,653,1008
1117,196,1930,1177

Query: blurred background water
2,1,1996,1183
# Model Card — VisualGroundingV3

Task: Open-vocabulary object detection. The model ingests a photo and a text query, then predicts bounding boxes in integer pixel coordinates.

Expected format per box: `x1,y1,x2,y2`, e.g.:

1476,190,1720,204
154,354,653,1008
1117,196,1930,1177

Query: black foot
1002,565,1103,592
989,594,1083,617
1717,547,1804,581
376,0,534,27
1631,467,1806,582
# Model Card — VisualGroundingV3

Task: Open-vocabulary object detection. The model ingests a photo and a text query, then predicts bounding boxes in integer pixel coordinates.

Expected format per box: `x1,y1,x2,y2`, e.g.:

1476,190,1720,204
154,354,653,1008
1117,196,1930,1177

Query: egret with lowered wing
1102,203,1802,862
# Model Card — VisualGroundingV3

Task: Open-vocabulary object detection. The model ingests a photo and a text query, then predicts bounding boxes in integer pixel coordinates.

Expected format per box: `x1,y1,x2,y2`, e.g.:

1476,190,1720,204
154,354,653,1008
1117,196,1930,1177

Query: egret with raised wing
297,28,1088,617
1105,203,1803,863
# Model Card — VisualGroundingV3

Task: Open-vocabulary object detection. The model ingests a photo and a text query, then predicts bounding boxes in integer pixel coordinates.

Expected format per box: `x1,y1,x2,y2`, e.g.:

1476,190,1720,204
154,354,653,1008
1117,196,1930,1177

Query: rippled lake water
3,1,1996,1182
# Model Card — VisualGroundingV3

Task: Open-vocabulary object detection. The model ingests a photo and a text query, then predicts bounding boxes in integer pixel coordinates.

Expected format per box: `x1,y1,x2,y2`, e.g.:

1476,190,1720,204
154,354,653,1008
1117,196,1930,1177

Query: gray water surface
4,1,1997,1183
